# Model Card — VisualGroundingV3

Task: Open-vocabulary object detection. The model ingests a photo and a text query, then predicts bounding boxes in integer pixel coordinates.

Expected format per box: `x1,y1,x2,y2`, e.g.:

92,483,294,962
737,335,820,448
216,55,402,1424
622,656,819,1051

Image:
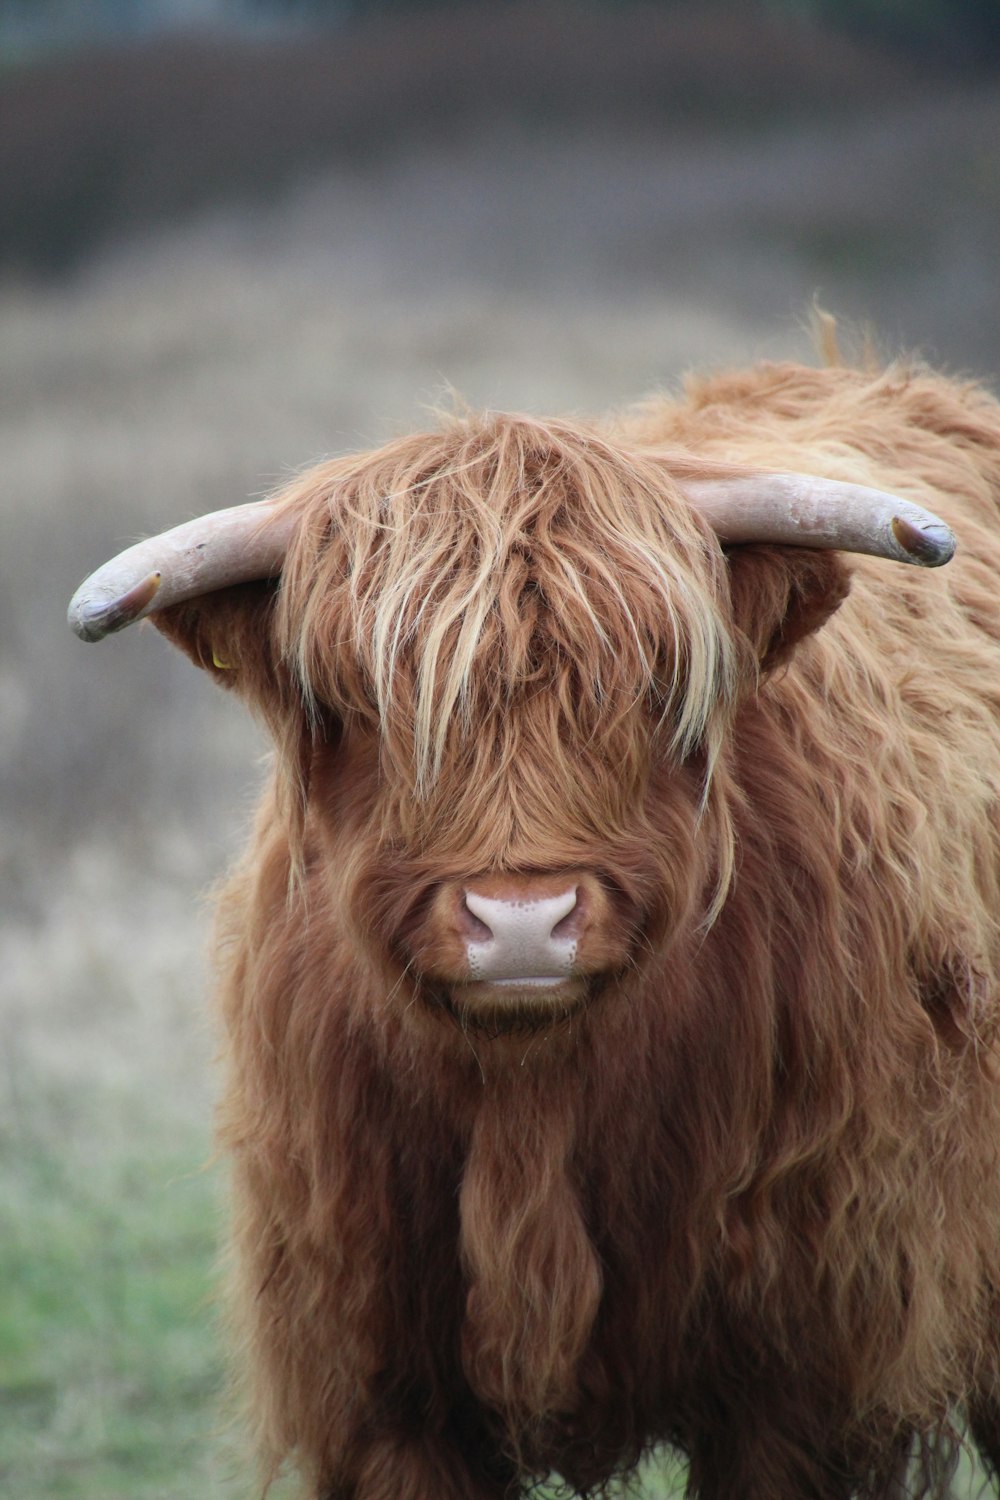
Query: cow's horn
682,473,956,567
68,500,296,642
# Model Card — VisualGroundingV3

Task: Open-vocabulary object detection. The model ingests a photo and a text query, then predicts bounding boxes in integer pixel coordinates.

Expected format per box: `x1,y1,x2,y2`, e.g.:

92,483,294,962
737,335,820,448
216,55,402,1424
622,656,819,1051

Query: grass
0,1112,235,1500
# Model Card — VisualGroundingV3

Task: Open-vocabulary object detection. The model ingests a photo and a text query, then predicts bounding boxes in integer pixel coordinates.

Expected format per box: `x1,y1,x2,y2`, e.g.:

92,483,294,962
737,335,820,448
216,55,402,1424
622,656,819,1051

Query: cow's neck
457,1067,600,1424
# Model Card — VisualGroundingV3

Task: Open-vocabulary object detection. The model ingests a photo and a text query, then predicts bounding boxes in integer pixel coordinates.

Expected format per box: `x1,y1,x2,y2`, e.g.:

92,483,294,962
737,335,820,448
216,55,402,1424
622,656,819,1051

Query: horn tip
890,515,956,567
68,570,163,642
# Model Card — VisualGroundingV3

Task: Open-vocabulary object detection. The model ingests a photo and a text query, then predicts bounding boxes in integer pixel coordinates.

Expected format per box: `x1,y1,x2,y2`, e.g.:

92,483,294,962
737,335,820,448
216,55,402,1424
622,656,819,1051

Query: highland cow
70,350,1000,1500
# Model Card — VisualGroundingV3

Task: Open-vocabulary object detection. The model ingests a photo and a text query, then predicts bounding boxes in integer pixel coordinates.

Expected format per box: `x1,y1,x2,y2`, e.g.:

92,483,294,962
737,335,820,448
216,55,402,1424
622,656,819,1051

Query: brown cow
70,353,1000,1499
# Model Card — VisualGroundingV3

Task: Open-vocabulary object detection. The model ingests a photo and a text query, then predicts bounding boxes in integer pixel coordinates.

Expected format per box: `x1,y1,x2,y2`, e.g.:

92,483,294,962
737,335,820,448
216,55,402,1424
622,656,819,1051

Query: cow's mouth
429,974,600,1035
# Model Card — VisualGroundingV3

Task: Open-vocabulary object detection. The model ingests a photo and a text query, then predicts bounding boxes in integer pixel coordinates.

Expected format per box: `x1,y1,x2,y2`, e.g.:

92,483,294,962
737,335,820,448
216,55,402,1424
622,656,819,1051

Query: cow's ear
154,579,329,856
725,545,852,677
151,579,287,702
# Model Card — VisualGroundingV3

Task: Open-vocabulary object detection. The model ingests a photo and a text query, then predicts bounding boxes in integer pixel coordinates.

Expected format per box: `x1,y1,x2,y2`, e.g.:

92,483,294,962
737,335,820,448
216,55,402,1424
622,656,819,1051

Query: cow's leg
686,1447,854,1499
688,1418,979,1500
685,1419,857,1500
876,1431,915,1499
968,1288,1000,1491
969,1394,1000,1489
322,1427,520,1500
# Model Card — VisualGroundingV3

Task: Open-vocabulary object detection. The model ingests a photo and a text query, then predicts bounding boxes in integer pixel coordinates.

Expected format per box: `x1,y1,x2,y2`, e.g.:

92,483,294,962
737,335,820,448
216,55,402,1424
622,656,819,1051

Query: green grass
0,1113,239,1500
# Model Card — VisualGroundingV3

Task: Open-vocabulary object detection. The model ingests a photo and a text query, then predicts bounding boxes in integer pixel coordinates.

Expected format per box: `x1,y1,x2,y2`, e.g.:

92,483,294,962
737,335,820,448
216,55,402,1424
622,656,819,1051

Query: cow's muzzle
410,870,634,1026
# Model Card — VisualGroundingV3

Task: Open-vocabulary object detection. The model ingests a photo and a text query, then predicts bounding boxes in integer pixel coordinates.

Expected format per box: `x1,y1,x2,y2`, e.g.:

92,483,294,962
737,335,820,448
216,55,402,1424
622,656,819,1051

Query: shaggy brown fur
154,353,1000,1499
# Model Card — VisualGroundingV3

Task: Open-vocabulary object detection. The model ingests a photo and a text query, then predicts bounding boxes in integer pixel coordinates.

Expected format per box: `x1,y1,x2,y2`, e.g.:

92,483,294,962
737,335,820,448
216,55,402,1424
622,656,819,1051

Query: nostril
550,886,581,940
459,895,494,943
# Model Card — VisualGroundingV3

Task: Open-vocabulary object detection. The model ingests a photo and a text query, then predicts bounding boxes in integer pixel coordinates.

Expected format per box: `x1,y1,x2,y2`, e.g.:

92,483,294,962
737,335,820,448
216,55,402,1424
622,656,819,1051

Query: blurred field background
2,1,1000,1496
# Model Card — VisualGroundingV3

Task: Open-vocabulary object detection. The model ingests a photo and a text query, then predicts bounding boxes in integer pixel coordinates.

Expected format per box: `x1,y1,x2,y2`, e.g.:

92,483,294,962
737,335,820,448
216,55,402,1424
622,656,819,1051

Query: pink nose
459,883,579,983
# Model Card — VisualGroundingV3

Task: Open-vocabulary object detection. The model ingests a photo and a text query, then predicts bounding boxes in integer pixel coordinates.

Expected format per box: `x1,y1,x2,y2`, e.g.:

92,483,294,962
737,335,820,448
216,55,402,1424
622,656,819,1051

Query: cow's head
69,412,953,1036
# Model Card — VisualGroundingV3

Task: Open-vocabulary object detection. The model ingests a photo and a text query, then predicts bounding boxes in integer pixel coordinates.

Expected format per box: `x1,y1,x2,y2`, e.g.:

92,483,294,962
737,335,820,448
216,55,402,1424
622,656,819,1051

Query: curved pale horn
682,472,956,567
68,500,296,642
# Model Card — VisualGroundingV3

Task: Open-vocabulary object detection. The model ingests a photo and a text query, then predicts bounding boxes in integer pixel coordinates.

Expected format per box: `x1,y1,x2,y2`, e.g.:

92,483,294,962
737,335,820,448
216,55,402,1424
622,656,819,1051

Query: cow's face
269,416,741,1034
154,414,850,1034
301,641,718,1036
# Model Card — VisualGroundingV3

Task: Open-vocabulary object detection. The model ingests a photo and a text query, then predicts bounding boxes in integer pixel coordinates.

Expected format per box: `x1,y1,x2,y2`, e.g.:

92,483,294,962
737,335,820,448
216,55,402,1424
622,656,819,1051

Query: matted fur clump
143,354,1000,1499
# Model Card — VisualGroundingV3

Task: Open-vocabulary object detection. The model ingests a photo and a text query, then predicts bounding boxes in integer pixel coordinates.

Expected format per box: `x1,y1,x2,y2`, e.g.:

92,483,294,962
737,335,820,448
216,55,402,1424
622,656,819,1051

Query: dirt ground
2,17,999,1494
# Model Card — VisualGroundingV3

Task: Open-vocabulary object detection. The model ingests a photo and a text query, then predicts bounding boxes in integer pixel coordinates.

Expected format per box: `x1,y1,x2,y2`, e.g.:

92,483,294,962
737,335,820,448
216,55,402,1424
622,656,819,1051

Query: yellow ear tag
212,648,234,670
